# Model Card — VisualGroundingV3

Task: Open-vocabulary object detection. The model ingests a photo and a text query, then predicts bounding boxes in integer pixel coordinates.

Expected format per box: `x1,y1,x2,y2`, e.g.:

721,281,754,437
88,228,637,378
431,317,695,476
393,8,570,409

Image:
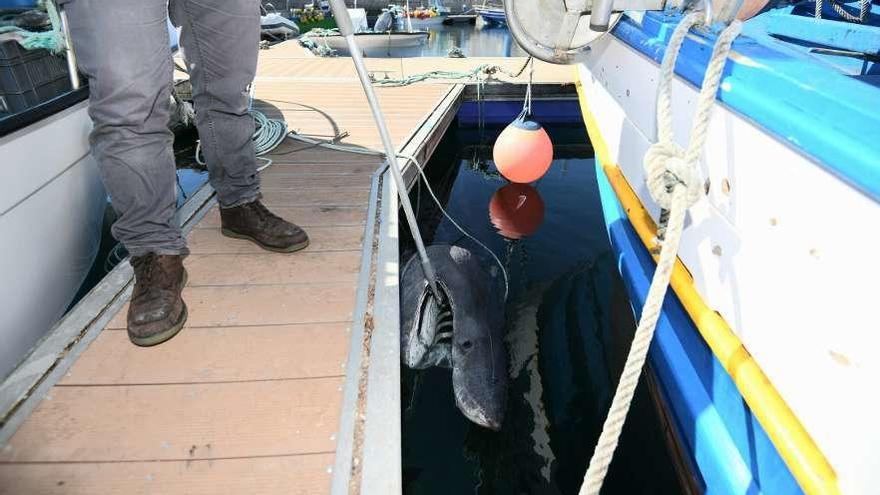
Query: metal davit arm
502,0,677,64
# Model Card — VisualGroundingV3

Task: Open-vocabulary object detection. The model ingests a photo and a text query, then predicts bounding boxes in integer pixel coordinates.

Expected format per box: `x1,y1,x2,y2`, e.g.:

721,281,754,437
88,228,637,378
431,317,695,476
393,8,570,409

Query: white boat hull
308,31,429,56
475,6,506,24
261,13,300,38
577,32,879,492
0,101,105,380
407,16,445,27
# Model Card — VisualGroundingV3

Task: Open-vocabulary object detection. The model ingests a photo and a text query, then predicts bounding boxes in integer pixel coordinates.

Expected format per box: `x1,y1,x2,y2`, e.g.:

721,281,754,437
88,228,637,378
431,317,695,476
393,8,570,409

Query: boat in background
442,12,478,24
406,6,446,27
310,29,429,55
260,11,300,40
303,5,428,56
475,1,505,24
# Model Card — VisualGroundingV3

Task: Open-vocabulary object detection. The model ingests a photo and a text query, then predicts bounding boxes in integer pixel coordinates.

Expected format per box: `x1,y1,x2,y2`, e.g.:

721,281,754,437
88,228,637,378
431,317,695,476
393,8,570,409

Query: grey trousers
66,0,261,256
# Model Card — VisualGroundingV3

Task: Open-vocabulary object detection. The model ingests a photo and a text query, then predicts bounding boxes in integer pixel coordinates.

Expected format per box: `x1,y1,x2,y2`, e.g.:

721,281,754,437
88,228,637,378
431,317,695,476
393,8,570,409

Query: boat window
0,5,88,137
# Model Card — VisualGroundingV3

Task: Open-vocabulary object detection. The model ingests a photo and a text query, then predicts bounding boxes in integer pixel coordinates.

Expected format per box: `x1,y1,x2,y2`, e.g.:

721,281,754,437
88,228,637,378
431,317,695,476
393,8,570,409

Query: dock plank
188,226,364,254
195,205,367,229
259,161,377,174
0,378,342,463
259,174,372,190
261,187,370,207
184,252,360,287
107,284,356,329
0,453,333,495
58,323,349,386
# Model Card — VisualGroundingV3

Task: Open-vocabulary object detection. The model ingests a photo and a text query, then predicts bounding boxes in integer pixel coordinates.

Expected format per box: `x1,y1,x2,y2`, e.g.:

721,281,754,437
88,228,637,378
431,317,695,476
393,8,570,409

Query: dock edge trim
330,83,466,495
330,166,383,495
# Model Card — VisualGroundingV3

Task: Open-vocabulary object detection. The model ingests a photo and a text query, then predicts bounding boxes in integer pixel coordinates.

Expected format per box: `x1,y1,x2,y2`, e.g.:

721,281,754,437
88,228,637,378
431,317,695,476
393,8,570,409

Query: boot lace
131,253,159,297
132,253,157,282
251,200,283,227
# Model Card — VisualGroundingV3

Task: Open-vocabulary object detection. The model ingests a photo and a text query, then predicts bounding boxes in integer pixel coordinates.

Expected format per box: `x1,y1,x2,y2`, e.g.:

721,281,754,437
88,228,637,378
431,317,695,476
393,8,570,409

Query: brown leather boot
127,253,188,347
220,200,310,253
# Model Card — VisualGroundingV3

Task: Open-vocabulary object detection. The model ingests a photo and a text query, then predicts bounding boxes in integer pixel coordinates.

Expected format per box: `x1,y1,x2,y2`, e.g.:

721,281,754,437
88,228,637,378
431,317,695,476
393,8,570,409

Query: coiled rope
193,109,285,171
299,28,340,56
371,56,533,87
578,12,741,494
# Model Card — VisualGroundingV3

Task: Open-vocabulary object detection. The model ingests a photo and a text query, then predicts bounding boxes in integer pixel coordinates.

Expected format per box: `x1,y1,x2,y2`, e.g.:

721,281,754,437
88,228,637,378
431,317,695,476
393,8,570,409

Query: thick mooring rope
578,12,741,495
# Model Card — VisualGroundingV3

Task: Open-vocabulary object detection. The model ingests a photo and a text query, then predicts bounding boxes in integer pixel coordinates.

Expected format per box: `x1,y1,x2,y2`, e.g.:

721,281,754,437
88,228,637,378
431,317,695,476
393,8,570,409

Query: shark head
451,313,507,430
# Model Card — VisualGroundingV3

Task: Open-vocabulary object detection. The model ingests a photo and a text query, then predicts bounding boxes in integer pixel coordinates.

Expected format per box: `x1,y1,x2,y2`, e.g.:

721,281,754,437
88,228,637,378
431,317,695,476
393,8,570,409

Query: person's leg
170,0,309,253
66,0,187,346
65,0,186,256
169,0,261,207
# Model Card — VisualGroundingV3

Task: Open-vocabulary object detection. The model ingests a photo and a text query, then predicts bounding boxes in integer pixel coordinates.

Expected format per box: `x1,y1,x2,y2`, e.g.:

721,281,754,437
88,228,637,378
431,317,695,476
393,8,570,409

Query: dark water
399,102,682,494
408,22,527,58
355,22,528,58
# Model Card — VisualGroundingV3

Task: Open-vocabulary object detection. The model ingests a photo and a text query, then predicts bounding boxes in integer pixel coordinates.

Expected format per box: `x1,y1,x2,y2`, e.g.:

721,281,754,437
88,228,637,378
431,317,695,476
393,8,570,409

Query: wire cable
397,153,510,301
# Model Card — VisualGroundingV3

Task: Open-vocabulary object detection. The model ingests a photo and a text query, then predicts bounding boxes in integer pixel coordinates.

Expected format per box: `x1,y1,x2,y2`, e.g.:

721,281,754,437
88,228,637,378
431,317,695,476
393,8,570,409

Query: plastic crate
0,39,71,115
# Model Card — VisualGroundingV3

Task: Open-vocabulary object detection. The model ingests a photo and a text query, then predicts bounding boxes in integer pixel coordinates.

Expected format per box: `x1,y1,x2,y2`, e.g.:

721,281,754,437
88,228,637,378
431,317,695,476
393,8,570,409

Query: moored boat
475,2,506,24
504,0,880,492
260,12,301,40
302,6,428,56
442,12,478,24
309,29,429,53
405,5,446,26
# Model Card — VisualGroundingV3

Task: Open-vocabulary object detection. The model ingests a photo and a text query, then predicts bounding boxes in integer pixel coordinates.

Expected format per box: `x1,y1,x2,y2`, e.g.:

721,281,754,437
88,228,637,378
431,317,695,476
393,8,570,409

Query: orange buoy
489,183,545,239
492,119,553,183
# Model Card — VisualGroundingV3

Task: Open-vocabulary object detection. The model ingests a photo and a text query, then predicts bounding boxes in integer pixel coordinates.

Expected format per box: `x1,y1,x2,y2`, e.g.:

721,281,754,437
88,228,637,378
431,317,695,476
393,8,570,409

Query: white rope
286,132,384,156
195,107,383,171
815,0,870,23
194,109,287,170
516,57,535,120
578,12,741,495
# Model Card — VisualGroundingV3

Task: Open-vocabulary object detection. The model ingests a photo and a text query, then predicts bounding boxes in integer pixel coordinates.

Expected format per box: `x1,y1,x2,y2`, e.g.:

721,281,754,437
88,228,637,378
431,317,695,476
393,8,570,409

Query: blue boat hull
594,160,802,494
476,8,507,24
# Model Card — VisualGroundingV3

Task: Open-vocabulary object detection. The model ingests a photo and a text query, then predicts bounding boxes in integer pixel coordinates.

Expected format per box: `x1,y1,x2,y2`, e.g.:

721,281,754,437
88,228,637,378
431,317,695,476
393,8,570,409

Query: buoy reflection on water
488,183,545,240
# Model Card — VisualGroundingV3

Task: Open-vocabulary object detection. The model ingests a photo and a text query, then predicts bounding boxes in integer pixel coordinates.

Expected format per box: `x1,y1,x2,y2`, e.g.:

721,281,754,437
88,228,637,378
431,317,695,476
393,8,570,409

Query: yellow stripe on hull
574,68,839,495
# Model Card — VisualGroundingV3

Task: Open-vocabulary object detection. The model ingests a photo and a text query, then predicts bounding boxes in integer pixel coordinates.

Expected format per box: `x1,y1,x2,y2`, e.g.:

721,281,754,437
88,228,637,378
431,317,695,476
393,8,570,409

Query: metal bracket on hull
503,0,628,63
502,0,746,64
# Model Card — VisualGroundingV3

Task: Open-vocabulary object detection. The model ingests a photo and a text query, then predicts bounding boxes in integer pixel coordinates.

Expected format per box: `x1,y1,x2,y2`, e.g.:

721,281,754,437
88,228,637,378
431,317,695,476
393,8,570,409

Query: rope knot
643,142,701,209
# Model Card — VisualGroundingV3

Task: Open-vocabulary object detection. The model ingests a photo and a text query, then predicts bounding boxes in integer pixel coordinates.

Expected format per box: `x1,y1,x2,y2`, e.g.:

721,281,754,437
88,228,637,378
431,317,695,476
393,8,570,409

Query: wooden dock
0,42,572,494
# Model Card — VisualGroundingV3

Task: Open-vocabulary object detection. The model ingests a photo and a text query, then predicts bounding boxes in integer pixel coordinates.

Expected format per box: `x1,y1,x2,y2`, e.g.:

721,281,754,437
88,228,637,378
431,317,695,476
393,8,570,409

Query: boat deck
0,42,571,494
